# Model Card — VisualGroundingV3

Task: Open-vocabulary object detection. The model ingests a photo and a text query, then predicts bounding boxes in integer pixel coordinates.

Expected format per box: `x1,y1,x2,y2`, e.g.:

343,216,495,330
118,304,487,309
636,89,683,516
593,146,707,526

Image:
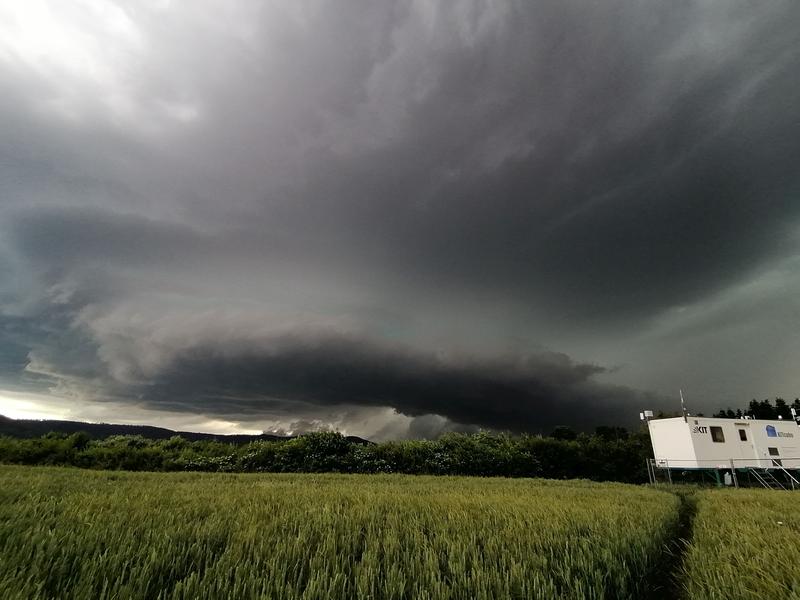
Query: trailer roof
649,415,797,426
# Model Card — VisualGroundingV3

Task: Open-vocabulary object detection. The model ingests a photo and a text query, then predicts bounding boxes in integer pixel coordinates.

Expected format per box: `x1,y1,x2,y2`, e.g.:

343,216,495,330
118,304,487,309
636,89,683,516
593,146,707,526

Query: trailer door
734,424,759,466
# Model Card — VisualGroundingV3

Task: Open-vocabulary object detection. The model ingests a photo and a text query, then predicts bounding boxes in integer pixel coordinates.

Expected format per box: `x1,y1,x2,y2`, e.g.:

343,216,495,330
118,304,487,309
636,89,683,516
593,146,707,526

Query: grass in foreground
0,466,678,600
682,488,800,600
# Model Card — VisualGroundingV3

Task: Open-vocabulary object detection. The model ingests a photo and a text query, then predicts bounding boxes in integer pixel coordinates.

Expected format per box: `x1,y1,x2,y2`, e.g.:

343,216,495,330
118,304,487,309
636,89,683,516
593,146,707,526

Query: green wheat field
0,466,797,599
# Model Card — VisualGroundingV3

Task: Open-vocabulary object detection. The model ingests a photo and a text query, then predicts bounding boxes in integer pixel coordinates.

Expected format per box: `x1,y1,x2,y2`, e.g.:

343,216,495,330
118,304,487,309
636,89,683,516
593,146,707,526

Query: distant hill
0,415,371,445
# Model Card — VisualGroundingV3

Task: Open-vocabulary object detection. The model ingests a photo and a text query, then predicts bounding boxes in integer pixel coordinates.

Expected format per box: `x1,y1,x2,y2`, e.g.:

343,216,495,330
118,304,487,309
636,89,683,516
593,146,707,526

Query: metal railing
647,457,800,490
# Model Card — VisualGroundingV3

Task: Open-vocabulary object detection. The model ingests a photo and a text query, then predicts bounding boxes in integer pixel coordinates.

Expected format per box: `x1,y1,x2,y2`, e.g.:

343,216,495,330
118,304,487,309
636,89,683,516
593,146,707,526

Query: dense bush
0,429,653,482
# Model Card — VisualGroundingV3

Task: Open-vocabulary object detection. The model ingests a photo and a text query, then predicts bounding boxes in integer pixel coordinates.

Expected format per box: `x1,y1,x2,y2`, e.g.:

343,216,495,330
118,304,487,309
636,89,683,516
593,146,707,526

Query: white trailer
647,415,800,471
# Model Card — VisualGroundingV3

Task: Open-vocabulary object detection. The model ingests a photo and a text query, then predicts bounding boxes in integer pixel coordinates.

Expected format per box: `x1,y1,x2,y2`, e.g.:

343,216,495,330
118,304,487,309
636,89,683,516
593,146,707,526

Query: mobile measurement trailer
642,405,800,489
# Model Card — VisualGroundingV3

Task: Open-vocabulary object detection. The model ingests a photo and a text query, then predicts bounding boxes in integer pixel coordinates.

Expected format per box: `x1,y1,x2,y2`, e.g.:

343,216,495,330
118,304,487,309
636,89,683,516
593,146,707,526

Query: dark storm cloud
1,1,800,432
4,1,799,324
120,332,658,431
279,1,800,327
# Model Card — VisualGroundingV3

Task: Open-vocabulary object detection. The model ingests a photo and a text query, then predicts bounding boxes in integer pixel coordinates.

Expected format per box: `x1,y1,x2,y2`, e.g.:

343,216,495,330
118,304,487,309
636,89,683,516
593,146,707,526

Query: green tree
550,426,577,441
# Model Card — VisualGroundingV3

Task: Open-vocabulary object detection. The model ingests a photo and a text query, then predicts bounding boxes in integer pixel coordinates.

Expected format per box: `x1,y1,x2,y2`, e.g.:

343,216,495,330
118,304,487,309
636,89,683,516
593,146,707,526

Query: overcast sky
1,0,799,439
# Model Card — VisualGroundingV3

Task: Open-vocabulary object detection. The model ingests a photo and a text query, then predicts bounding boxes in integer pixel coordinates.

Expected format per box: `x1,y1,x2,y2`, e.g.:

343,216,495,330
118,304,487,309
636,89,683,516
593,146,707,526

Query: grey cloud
10,208,211,268
263,419,334,437
0,316,36,382
1,293,661,431
1,1,799,431
4,2,799,327
406,415,480,440
282,1,800,328
0,309,99,399
112,331,660,432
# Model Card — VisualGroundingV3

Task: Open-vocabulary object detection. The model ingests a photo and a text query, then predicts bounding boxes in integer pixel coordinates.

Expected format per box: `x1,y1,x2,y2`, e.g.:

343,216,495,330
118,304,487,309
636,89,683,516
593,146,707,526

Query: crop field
1,466,797,600
0,466,681,600
682,489,800,600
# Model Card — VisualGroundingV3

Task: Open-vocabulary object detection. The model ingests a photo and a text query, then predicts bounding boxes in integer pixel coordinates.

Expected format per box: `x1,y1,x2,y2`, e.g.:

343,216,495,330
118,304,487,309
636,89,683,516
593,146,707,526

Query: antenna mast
680,389,688,422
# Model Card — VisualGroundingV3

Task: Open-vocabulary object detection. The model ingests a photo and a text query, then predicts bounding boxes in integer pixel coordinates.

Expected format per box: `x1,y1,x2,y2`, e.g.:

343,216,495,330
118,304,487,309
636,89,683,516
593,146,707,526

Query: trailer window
710,426,725,443
768,447,779,456
738,429,747,441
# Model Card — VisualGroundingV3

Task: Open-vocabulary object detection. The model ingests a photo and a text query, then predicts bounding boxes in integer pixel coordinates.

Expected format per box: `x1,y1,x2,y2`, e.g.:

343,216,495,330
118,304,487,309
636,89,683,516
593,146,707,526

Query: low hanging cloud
44,314,660,432
155,339,656,431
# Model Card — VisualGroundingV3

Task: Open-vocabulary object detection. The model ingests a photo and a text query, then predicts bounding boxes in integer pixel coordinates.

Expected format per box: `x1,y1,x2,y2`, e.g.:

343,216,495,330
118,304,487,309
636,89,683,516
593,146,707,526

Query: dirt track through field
644,489,697,599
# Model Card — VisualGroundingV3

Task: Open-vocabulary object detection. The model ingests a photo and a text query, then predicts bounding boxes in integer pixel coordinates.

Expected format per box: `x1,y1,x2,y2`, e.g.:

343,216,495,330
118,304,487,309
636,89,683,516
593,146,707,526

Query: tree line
6,399,796,483
0,428,653,483
712,398,800,420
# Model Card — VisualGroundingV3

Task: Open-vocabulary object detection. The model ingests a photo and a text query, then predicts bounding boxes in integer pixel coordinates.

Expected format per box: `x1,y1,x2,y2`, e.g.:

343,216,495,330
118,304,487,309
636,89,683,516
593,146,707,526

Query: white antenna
680,389,687,422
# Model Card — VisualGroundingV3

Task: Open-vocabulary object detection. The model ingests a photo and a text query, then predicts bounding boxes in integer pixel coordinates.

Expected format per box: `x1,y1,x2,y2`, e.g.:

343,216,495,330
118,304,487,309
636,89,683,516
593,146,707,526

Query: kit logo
766,425,794,438
691,425,708,434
